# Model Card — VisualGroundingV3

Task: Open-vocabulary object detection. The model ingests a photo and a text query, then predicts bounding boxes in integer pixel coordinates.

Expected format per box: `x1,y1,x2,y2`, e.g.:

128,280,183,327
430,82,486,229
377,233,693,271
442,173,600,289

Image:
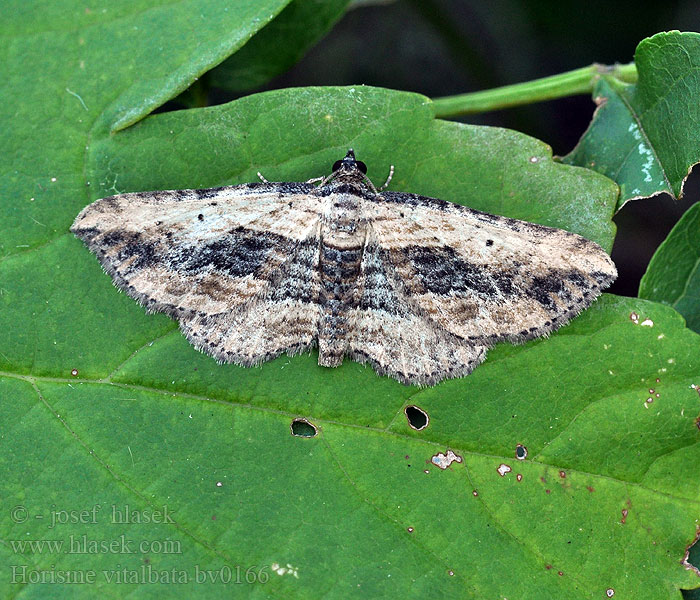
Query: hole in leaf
431,449,462,470
682,529,700,576
405,405,429,430
290,418,317,438
515,444,528,460
497,463,512,477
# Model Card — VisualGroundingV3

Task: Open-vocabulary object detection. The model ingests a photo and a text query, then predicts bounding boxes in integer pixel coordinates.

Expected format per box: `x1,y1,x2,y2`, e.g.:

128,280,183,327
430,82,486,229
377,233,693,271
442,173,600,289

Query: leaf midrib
4,371,698,506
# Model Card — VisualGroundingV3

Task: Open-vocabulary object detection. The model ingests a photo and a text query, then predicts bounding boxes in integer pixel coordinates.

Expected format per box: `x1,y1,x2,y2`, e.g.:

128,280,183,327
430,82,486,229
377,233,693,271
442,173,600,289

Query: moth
72,149,616,385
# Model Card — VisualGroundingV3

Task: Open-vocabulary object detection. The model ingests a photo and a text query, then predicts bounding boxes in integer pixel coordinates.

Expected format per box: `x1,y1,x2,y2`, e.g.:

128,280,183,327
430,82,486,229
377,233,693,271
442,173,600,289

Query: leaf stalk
432,62,637,118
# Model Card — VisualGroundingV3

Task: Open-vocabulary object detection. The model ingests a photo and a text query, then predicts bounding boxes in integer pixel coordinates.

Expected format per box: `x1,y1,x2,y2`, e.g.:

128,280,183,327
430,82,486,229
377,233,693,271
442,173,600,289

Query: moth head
332,149,368,176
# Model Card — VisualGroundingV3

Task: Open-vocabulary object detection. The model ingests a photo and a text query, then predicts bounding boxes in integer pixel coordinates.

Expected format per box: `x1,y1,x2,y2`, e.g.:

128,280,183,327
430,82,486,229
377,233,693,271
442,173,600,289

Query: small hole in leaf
515,444,528,460
405,405,429,430
682,529,700,574
497,463,512,477
290,418,317,438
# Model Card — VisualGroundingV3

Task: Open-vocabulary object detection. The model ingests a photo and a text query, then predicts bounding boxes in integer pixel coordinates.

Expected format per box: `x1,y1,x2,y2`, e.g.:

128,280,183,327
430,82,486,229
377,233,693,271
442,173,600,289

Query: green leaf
209,0,351,93
3,2,699,596
0,0,294,259
562,31,700,209
4,296,700,598
1,83,619,378
639,201,700,333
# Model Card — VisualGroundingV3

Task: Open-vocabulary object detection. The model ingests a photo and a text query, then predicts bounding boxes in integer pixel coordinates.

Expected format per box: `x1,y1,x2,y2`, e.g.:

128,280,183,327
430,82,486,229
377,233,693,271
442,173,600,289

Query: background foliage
2,1,700,598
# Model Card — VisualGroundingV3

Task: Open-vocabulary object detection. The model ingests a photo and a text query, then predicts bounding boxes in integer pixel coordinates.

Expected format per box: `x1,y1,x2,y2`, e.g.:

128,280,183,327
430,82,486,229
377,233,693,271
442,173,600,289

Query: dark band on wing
400,244,518,299
181,227,278,277
396,243,608,314
242,181,316,196
83,224,317,282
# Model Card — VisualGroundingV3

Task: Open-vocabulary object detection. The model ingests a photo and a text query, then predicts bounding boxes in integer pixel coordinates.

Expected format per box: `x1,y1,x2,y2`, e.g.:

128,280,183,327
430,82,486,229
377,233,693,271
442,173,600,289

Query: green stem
432,62,637,118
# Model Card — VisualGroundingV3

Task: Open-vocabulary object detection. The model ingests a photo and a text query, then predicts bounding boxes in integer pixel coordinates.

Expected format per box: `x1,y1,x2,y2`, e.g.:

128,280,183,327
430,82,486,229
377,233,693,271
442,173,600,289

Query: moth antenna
316,172,338,187
378,165,394,191
257,171,270,184
361,173,379,195
306,176,325,184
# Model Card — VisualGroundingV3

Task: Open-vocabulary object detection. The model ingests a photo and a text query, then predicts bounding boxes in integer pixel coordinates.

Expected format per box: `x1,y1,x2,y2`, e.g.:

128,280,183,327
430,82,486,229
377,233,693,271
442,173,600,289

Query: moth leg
378,165,394,191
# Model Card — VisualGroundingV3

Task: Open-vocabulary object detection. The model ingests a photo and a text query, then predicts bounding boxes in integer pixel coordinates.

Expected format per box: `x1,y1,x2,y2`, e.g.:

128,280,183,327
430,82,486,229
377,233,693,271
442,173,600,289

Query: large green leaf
1,82,619,380
0,0,294,259
639,202,700,333
2,2,700,597
3,296,700,598
562,31,700,210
